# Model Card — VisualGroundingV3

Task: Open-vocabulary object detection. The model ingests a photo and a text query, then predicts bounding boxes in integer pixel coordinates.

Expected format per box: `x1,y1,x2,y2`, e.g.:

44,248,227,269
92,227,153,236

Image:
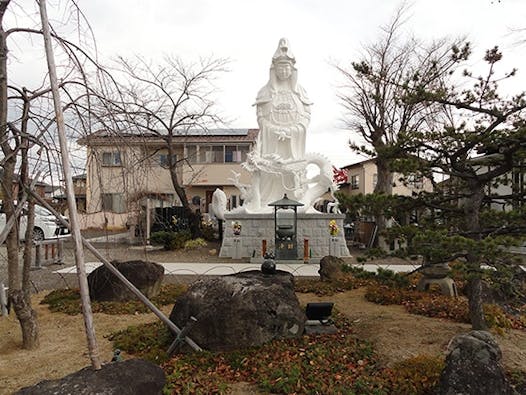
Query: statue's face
275,63,292,81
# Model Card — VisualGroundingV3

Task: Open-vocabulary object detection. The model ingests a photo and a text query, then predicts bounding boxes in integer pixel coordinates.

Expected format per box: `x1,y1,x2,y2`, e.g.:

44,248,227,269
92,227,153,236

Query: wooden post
30,192,202,352
218,219,223,241
0,283,8,316
303,239,309,262
34,244,42,269
57,239,63,264
146,198,151,245
39,0,101,369
262,239,267,257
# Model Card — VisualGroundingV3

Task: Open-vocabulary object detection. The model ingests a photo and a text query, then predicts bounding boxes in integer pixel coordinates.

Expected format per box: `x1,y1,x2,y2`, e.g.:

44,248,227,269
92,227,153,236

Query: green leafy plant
150,230,191,250
200,218,216,241
111,311,450,394
184,237,207,249
108,321,172,364
40,284,187,315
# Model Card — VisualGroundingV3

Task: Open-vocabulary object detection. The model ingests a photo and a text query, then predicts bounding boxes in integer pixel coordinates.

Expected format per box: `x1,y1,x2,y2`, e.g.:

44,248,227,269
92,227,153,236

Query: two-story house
469,154,525,211
339,158,433,197
337,158,433,247
77,129,257,230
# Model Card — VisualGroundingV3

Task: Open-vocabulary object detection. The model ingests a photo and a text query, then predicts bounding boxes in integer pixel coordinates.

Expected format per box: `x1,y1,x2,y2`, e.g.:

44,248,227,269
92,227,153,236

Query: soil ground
1,236,525,394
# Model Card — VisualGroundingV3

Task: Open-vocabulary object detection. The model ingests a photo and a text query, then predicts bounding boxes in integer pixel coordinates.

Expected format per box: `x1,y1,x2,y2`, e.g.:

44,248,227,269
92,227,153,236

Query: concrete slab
53,262,424,277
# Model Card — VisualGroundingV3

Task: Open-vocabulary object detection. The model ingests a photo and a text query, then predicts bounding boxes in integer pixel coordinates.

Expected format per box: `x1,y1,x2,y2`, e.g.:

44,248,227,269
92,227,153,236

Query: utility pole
38,0,101,369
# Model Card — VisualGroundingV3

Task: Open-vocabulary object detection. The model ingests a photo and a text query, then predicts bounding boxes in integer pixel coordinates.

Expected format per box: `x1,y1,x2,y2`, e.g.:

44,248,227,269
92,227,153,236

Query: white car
0,202,70,241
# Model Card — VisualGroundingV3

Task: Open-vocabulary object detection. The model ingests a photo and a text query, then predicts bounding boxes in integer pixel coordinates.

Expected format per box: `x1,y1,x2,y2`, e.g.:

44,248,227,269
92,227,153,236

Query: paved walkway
54,261,423,277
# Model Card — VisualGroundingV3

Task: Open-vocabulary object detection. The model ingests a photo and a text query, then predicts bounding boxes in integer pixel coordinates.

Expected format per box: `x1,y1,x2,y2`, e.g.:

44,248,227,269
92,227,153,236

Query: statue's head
272,38,295,66
270,38,297,85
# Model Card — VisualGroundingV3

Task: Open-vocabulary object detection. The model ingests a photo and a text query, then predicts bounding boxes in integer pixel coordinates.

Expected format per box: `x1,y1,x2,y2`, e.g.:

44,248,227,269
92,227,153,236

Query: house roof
341,157,376,169
78,128,259,146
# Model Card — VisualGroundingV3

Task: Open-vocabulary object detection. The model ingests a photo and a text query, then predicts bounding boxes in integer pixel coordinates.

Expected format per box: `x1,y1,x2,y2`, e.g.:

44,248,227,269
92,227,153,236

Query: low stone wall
219,212,350,259
77,212,128,230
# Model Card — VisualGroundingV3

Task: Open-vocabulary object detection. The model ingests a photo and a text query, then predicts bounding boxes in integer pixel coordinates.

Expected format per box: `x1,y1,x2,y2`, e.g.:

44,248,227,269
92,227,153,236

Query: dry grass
1,287,525,394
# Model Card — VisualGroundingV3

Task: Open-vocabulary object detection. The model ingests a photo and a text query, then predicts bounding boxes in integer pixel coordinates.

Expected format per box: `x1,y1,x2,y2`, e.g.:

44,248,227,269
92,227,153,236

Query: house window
238,145,250,162
186,143,251,163
407,174,423,189
373,173,378,188
159,154,177,168
102,193,126,213
212,146,224,163
225,145,236,162
186,145,198,164
226,145,249,162
350,175,360,190
102,152,122,167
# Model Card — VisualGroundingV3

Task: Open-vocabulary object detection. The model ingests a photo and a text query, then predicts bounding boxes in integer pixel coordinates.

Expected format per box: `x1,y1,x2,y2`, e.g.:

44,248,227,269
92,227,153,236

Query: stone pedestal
219,212,351,260
232,237,242,259
417,276,458,297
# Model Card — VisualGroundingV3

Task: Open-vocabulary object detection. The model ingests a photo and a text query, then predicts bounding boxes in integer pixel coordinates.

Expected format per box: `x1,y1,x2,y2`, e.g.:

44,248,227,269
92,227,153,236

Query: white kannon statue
230,38,337,213
255,38,311,162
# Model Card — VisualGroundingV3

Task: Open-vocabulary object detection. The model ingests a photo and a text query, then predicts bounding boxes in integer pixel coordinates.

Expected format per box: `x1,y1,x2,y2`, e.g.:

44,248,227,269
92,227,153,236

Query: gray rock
420,262,450,279
438,330,513,395
15,359,165,395
169,270,305,351
318,255,345,281
88,260,164,302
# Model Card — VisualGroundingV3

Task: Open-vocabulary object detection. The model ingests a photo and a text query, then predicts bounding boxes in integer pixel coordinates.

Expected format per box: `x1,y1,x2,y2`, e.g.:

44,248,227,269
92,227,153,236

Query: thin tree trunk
464,183,487,330
373,156,393,248
10,289,39,349
0,0,38,349
169,168,201,238
373,157,394,195
467,272,487,330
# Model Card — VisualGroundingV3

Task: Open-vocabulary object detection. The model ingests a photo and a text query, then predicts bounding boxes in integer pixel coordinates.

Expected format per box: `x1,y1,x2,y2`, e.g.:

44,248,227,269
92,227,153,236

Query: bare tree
0,0,115,350
102,55,229,237
335,5,466,243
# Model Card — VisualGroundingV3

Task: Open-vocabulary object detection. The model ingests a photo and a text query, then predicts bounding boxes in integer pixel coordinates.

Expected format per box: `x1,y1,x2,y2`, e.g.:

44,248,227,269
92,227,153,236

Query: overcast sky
7,0,526,168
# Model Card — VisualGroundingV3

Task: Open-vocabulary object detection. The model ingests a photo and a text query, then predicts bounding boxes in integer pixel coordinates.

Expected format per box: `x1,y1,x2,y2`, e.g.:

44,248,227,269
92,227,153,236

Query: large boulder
15,359,165,395
438,330,513,395
88,260,164,302
169,270,305,351
318,255,345,282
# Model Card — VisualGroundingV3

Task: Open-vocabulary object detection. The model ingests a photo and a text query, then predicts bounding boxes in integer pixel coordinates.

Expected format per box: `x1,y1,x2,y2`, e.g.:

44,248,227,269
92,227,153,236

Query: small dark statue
261,252,276,274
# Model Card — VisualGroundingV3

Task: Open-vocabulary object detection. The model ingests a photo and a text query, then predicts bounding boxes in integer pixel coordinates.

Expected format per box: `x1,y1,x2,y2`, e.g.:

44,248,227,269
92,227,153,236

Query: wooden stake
38,0,101,369
30,192,202,352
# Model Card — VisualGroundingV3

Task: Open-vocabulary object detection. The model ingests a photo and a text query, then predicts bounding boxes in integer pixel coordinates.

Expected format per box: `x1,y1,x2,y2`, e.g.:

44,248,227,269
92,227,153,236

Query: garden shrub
365,285,526,331
200,218,216,241
365,285,423,305
375,267,410,288
184,237,207,249
404,294,471,323
41,284,187,315
295,277,358,296
108,321,172,364
110,310,449,395
381,355,445,394
150,230,191,250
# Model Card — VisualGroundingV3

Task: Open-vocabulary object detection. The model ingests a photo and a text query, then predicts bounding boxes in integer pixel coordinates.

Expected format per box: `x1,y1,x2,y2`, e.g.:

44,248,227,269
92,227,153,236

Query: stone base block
417,276,458,297
220,212,351,259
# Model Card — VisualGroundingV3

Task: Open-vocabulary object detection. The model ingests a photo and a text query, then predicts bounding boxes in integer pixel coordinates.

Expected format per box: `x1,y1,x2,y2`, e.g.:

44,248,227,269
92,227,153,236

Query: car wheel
33,227,45,241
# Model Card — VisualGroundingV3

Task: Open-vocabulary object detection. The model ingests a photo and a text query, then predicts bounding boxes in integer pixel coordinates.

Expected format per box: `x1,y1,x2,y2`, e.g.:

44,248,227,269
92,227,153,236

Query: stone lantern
269,194,304,260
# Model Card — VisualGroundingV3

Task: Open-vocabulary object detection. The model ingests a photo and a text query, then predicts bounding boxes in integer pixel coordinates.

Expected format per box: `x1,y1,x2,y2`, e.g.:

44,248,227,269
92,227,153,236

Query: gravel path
0,234,228,292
